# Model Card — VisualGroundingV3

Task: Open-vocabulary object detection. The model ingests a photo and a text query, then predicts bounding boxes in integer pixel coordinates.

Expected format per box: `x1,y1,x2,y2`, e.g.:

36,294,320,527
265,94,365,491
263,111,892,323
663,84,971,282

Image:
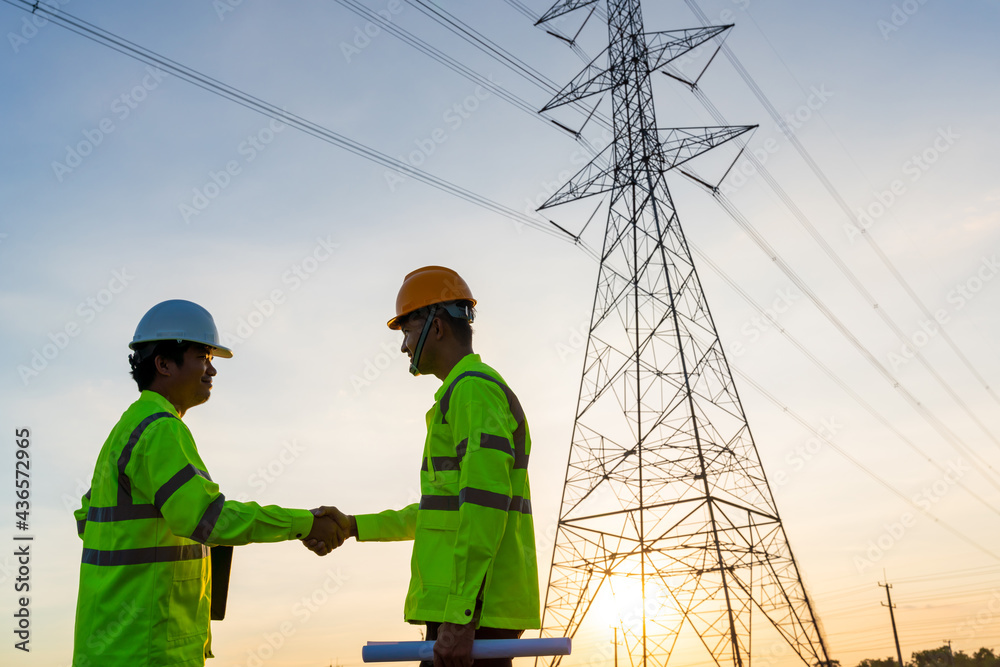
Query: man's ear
153,354,174,378
432,316,447,341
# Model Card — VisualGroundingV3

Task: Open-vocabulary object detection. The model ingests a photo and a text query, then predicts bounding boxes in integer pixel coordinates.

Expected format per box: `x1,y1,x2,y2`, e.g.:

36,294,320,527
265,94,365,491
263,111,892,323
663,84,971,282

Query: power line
709,191,1000,488
683,0,1000,414
692,243,1000,517
408,0,567,97
0,0,599,256
509,3,1000,501
688,87,1000,453
333,0,605,139
731,366,1000,563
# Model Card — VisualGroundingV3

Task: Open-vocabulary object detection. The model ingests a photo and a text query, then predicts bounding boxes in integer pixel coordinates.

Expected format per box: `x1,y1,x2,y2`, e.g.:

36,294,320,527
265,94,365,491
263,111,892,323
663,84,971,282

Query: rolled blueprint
362,637,572,662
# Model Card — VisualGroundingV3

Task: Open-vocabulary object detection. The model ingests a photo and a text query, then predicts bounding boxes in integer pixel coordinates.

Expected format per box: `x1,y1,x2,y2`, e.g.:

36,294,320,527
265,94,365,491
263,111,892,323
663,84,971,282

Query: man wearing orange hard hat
309,267,540,667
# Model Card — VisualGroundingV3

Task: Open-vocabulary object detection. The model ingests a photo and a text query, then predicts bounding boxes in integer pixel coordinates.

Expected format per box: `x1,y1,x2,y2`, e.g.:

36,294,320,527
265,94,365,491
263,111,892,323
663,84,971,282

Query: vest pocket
167,557,210,641
414,510,459,587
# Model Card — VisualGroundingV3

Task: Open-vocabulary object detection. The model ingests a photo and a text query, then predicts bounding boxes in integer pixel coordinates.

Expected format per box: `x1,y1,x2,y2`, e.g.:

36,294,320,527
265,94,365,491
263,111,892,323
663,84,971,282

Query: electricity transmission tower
533,2,830,666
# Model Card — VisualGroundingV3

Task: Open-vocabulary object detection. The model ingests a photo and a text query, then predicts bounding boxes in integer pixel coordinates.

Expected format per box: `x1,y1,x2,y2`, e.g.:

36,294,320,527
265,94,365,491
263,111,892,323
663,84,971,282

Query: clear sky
2,1,1000,666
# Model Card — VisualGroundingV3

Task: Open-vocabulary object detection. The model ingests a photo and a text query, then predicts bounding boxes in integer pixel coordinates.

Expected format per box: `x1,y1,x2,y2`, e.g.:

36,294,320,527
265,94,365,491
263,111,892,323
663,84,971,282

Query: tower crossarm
645,26,732,72
540,46,613,112
541,27,735,113
537,125,755,210
659,125,756,171
538,144,615,209
535,0,600,27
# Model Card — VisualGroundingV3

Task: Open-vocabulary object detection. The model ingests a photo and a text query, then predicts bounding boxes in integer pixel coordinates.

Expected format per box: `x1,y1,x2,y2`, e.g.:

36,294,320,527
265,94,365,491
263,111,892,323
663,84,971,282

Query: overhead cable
684,0,1000,412
692,243,1000,517
688,84,1000,452
0,0,594,255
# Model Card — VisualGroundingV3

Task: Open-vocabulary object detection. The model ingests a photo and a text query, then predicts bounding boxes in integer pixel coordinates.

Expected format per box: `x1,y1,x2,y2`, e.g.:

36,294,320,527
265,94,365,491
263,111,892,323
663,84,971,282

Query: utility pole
943,640,953,667
531,1,830,666
879,576,905,667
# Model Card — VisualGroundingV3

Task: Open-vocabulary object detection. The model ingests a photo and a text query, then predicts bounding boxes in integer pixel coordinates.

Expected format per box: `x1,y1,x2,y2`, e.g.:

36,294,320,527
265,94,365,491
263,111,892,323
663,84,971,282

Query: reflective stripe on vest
154,464,212,510
117,412,176,506
77,414,175,538
420,493,532,514
81,410,222,554
439,371,529,470
82,543,209,566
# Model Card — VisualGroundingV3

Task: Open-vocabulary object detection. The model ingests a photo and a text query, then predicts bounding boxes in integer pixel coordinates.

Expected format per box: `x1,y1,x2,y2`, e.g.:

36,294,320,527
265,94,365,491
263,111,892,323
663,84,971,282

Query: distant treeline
855,646,999,667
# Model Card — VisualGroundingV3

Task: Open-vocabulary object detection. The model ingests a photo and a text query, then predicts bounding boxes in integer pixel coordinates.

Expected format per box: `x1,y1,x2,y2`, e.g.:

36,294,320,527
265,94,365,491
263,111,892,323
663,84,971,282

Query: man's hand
433,621,475,667
302,506,354,556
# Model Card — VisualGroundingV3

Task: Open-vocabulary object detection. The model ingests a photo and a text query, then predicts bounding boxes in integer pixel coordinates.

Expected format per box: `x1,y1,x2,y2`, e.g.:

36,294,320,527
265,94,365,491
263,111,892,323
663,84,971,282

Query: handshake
302,506,356,556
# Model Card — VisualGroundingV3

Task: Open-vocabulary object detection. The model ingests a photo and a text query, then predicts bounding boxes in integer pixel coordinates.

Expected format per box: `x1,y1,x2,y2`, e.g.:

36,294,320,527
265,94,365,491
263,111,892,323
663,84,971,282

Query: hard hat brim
129,337,233,358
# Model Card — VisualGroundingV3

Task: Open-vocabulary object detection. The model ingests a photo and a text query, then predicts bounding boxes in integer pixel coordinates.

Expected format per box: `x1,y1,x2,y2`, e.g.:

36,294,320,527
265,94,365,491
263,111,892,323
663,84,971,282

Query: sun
594,575,679,632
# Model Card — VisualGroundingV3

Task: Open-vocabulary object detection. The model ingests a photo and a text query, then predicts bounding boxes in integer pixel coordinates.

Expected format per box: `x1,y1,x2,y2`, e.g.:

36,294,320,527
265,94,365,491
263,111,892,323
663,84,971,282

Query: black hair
128,340,197,391
404,300,475,347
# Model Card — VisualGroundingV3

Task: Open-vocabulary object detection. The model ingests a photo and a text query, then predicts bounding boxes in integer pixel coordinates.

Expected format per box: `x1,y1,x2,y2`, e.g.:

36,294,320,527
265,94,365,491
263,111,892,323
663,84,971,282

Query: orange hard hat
388,266,476,329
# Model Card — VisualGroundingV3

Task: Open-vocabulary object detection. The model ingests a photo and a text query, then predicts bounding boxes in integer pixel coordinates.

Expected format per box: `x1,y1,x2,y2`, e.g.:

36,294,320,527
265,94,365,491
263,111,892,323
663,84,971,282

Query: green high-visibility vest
73,390,314,666
356,354,540,630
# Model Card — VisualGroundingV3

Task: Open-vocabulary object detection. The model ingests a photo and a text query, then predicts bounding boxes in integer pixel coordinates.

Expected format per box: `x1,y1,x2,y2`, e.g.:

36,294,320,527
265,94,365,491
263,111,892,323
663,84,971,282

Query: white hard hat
129,299,233,358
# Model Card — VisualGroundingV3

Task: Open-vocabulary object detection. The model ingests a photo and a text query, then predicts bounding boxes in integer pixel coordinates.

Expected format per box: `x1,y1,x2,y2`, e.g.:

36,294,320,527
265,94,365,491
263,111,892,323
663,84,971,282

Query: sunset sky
2,1,1000,666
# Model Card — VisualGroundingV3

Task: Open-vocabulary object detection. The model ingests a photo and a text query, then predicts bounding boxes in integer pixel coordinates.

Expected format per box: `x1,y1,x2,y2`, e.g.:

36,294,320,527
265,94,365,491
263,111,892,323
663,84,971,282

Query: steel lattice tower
533,2,830,666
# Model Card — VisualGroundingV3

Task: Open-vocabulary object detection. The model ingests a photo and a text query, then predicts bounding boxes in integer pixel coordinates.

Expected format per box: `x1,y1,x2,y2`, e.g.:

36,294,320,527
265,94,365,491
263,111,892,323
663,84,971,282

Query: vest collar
434,353,481,402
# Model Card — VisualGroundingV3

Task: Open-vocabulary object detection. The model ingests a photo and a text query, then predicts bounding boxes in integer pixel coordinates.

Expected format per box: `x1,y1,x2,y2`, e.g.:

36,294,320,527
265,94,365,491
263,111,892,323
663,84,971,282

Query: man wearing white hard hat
71,299,349,666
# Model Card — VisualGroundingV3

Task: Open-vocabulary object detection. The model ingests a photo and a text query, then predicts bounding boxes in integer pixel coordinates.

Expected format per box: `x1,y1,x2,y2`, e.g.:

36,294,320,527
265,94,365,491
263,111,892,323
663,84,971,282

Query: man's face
165,345,217,412
400,316,431,374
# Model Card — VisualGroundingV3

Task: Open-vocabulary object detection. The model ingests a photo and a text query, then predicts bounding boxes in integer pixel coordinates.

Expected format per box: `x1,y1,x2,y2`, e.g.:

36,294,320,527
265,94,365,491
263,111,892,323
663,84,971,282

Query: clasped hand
302,506,353,556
